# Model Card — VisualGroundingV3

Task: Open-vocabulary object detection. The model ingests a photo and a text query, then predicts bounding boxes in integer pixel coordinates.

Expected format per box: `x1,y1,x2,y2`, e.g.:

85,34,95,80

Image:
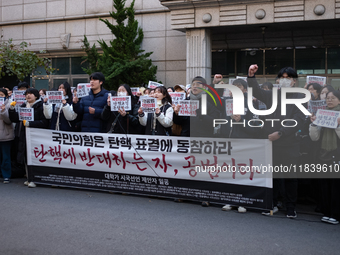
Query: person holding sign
320,85,335,101
0,88,14,184
73,72,109,133
309,90,340,225
138,86,173,136
102,84,141,134
9,88,48,188
307,83,322,101
43,82,78,131
248,65,306,218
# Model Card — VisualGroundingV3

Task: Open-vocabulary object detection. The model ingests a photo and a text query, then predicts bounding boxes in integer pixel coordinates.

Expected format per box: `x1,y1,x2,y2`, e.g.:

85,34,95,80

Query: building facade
1,0,340,89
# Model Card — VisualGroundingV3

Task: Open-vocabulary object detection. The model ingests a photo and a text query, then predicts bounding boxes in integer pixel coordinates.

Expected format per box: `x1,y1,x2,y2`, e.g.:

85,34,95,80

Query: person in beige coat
0,88,14,183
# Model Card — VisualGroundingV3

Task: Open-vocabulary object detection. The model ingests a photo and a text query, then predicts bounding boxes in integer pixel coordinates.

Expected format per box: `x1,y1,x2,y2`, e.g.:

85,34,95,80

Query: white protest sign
141,97,157,113
148,81,163,89
47,91,64,104
308,100,327,115
13,91,26,105
236,76,247,81
0,98,4,107
225,99,233,116
131,87,140,96
314,109,340,129
19,108,34,121
178,100,199,116
169,92,186,105
307,76,327,86
77,83,91,98
110,96,131,112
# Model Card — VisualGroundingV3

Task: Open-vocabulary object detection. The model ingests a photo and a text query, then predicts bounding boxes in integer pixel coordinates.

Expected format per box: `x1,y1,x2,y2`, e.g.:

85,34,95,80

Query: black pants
272,145,299,211
319,178,340,219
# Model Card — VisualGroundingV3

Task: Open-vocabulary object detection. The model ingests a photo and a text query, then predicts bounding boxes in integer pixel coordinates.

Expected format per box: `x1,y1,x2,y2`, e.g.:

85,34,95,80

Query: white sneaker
222,204,232,211
238,206,247,213
326,218,339,225
321,216,330,222
28,182,36,188
24,181,29,186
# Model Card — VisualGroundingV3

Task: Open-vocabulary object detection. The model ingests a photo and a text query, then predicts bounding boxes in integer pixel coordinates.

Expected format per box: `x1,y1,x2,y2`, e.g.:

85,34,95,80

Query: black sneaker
286,209,297,218
262,206,278,216
3,178,10,184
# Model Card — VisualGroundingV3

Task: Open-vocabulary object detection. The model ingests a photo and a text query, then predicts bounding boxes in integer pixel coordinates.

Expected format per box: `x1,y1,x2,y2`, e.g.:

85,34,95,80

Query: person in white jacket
138,86,173,136
43,82,78,131
0,88,14,183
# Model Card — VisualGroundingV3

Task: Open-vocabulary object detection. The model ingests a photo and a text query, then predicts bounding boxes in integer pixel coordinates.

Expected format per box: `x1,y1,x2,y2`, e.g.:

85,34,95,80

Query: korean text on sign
314,109,340,129
141,98,157,113
169,92,186,105
47,91,64,104
110,96,131,111
19,108,34,121
77,83,91,98
178,100,199,116
308,100,327,115
306,76,327,86
131,87,140,96
148,81,163,89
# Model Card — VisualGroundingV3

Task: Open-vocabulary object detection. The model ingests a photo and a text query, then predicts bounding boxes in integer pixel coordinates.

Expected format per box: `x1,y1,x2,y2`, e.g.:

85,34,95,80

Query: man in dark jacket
73,72,109,133
248,64,307,218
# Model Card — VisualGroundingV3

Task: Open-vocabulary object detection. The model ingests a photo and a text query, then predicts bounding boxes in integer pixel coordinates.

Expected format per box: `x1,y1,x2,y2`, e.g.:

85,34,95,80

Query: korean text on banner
26,128,273,210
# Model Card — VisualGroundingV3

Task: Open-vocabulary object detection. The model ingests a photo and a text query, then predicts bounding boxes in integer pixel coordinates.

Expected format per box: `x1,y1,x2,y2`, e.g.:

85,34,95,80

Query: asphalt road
1,178,339,255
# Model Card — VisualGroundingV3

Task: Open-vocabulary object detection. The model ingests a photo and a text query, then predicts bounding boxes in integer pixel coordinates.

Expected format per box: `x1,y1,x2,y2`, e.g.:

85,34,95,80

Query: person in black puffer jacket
9,88,49,188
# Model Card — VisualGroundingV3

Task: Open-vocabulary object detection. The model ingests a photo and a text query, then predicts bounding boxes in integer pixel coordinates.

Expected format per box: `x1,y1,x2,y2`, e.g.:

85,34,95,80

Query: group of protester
0,65,339,225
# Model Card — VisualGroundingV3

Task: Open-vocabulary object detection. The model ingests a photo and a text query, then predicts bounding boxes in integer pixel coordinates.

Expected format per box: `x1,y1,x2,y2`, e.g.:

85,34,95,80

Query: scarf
190,91,205,100
321,104,340,151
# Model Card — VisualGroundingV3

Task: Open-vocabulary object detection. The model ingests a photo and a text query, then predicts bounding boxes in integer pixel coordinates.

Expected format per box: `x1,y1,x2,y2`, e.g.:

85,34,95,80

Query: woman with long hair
102,84,141,134
138,86,173,135
43,82,78,131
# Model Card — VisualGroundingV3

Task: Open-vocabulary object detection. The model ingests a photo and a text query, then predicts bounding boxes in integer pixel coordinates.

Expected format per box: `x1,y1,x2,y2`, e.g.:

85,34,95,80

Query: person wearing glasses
309,90,340,225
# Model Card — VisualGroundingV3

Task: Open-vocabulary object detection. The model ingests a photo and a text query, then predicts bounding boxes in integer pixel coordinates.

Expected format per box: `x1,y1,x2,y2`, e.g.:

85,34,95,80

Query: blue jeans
0,141,12,179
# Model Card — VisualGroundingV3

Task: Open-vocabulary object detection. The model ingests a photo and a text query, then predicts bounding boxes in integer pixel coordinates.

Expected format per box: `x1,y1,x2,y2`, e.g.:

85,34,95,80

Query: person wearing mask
309,90,340,224
43,82,78,131
0,88,14,183
102,84,141,134
248,65,306,218
73,72,109,133
138,86,173,136
9,88,49,187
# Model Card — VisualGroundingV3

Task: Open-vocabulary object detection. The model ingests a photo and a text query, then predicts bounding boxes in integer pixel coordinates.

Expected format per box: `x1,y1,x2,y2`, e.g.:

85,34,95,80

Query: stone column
186,28,212,84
